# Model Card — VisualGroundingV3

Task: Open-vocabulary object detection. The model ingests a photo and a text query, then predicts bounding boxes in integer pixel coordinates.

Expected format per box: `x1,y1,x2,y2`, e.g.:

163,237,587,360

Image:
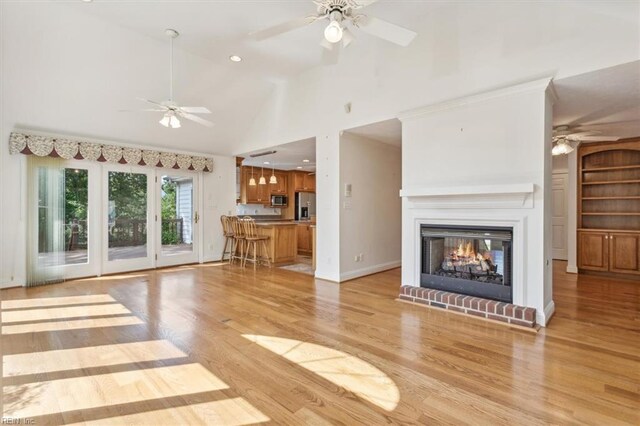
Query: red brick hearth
398,286,536,328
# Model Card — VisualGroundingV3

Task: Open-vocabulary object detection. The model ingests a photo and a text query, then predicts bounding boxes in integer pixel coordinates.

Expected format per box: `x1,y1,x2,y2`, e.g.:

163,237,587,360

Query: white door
552,172,569,260
30,159,101,280
156,171,200,267
102,165,155,274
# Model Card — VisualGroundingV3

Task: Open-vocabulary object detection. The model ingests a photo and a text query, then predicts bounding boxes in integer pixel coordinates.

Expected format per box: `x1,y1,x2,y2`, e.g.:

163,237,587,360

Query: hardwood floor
1,261,638,425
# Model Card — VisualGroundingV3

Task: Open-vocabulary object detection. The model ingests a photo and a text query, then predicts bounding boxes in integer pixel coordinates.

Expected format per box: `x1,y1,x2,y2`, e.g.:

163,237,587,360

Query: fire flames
453,242,493,263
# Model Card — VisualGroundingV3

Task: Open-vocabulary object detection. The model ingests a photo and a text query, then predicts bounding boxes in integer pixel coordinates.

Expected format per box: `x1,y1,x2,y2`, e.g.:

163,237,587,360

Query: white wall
339,133,401,280
315,132,341,282
399,80,554,325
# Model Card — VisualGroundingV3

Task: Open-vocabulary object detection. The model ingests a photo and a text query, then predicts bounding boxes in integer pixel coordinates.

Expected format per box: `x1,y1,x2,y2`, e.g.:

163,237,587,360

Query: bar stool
229,216,246,265
241,217,272,269
220,215,234,262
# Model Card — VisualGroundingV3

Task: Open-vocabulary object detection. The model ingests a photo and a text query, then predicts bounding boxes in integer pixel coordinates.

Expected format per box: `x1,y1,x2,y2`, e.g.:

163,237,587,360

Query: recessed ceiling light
302,159,310,163
263,161,270,165
229,55,242,62
296,166,303,169
82,0,93,2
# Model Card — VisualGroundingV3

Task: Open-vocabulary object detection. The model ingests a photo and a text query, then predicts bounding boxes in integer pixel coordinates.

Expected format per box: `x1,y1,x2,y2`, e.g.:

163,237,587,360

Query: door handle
194,211,199,224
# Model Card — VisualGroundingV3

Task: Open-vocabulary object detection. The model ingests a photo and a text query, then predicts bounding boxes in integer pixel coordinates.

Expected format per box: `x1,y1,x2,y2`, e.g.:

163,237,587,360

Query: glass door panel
104,167,154,274
157,173,199,267
29,159,99,284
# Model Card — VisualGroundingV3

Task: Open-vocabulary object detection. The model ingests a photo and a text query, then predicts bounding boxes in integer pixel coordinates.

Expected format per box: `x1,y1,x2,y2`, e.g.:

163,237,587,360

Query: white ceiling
66,0,430,82
553,60,640,140
346,119,402,147
241,137,316,171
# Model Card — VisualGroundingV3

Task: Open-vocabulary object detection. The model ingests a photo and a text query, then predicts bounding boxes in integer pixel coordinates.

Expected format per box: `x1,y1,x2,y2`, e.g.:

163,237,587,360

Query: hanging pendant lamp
259,167,267,185
269,166,277,184
249,166,256,186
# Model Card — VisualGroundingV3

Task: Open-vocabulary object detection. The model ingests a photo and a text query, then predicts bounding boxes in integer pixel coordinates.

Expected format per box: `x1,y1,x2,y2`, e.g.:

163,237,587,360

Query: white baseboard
537,300,555,327
566,265,578,274
339,260,401,282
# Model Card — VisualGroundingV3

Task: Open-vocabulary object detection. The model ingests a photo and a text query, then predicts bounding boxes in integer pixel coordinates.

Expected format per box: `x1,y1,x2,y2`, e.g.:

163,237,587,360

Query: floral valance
9,132,213,172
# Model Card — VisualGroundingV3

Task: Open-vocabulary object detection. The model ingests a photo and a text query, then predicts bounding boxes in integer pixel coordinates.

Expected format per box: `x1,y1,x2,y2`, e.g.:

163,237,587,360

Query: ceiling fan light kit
551,125,621,155
250,0,417,65
122,28,214,129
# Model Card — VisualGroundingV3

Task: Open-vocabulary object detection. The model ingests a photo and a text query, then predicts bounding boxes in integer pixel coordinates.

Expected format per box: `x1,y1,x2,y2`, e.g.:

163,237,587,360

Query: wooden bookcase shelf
578,139,640,275
582,180,640,185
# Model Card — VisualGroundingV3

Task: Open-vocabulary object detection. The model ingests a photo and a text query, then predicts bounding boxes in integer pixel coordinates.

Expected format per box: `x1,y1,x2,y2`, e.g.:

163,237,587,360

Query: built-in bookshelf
579,139,640,231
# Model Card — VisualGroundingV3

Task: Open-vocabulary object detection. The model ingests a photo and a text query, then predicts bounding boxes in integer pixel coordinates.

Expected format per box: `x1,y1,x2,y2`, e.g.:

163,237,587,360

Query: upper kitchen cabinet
240,167,289,204
240,167,269,204
293,171,315,192
270,171,288,194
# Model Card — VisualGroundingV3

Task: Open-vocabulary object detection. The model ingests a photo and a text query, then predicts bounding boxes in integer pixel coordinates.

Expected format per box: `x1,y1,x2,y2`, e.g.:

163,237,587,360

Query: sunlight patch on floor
3,363,229,418
2,316,145,335
1,294,116,310
243,334,400,411
3,340,187,377
1,303,131,324
68,397,270,426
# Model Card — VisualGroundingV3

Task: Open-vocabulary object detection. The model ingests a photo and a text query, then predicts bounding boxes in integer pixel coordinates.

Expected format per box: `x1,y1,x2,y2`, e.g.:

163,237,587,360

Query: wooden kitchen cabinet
297,223,312,254
578,231,609,272
241,167,269,204
578,230,640,274
241,167,288,204
609,233,640,275
270,171,288,195
293,171,315,192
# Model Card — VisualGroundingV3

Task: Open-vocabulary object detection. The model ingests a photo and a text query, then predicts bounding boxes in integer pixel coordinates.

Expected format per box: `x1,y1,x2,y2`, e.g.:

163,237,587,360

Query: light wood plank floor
1,261,638,425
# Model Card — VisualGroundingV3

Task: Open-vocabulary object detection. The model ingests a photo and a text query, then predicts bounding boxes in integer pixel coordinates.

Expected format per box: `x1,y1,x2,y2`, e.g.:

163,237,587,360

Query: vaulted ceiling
2,1,638,157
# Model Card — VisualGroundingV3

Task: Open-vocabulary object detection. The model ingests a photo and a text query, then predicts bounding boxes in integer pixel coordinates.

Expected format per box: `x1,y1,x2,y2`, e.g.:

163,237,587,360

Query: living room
1,1,639,424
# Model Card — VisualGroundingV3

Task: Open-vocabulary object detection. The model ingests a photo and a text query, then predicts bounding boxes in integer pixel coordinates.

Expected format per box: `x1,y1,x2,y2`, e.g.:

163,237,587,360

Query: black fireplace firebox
421,225,513,303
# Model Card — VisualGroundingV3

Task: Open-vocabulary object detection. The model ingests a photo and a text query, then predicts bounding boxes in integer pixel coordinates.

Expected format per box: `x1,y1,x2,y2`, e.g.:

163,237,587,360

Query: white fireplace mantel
399,183,535,209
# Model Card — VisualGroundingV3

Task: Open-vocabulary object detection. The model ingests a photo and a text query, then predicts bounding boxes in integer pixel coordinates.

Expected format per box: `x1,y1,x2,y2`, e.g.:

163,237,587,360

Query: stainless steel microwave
271,195,288,206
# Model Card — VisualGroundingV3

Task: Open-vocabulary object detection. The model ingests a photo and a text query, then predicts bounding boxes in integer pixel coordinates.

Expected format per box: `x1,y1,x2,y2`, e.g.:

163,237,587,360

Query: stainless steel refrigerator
295,192,316,220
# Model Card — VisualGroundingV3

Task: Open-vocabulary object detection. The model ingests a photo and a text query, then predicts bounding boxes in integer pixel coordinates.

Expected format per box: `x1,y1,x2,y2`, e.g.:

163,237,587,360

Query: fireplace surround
420,225,513,303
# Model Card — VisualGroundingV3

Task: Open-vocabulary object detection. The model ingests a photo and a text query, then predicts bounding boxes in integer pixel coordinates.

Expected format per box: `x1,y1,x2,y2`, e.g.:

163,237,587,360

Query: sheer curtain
26,156,66,286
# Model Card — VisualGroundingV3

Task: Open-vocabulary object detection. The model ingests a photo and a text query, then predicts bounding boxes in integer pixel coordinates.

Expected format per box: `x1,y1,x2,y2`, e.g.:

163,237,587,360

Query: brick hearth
399,286,536,327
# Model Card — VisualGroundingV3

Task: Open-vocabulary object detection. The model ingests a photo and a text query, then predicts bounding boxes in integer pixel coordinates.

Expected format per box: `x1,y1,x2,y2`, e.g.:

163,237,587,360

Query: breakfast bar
255,222,298,265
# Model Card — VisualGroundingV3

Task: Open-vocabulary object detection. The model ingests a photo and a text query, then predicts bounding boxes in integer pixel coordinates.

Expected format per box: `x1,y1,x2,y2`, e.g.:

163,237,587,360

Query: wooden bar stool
220,215,234,262
241,217,272,269
229,216,246,265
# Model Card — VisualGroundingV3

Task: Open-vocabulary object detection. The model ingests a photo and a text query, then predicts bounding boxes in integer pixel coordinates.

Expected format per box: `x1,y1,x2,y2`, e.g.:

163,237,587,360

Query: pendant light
249,166,256,186
269,166,277,184
259,167,267,185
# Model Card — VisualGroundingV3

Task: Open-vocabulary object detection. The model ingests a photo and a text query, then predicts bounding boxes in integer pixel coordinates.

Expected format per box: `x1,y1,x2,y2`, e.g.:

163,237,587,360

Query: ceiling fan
552,125,621,156
122,29,214,129
250,0,417,64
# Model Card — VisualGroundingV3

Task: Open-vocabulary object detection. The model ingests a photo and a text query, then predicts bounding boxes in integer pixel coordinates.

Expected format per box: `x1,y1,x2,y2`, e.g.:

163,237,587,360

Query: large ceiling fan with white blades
250,0,417,65
122,29,214,129
552,125,621,156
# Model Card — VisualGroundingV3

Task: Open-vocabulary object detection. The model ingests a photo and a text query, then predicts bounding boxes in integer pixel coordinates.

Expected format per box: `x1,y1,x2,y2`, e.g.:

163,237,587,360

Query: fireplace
421,225,513,303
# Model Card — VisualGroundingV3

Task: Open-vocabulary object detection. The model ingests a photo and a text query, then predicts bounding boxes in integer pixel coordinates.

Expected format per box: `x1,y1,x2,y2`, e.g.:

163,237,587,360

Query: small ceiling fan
122,29,214,129
250,0,417,64
552,125,621,156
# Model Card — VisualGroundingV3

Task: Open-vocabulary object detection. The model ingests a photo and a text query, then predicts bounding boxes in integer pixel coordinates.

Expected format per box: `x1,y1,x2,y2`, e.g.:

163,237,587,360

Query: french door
29,159,101,282
30,161,201,281
156,171,200,267
102,165,155,275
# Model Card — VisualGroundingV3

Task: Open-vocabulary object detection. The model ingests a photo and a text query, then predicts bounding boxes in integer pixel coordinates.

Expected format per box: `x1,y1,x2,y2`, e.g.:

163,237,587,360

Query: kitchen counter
254,222,297,265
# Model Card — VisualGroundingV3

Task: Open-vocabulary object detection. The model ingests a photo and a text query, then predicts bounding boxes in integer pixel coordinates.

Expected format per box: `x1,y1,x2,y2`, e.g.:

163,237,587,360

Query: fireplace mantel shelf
400,183,534,199
400,183,535,209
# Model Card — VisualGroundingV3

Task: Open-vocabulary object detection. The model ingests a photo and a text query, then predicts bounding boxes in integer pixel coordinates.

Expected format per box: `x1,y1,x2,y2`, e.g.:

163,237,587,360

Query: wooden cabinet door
297,224,310,252
256,183,269,204
271,172,287,194
609,233,640,275
243,169,260,204
303,173,316,192
578,231,609,271
293,172,305,191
